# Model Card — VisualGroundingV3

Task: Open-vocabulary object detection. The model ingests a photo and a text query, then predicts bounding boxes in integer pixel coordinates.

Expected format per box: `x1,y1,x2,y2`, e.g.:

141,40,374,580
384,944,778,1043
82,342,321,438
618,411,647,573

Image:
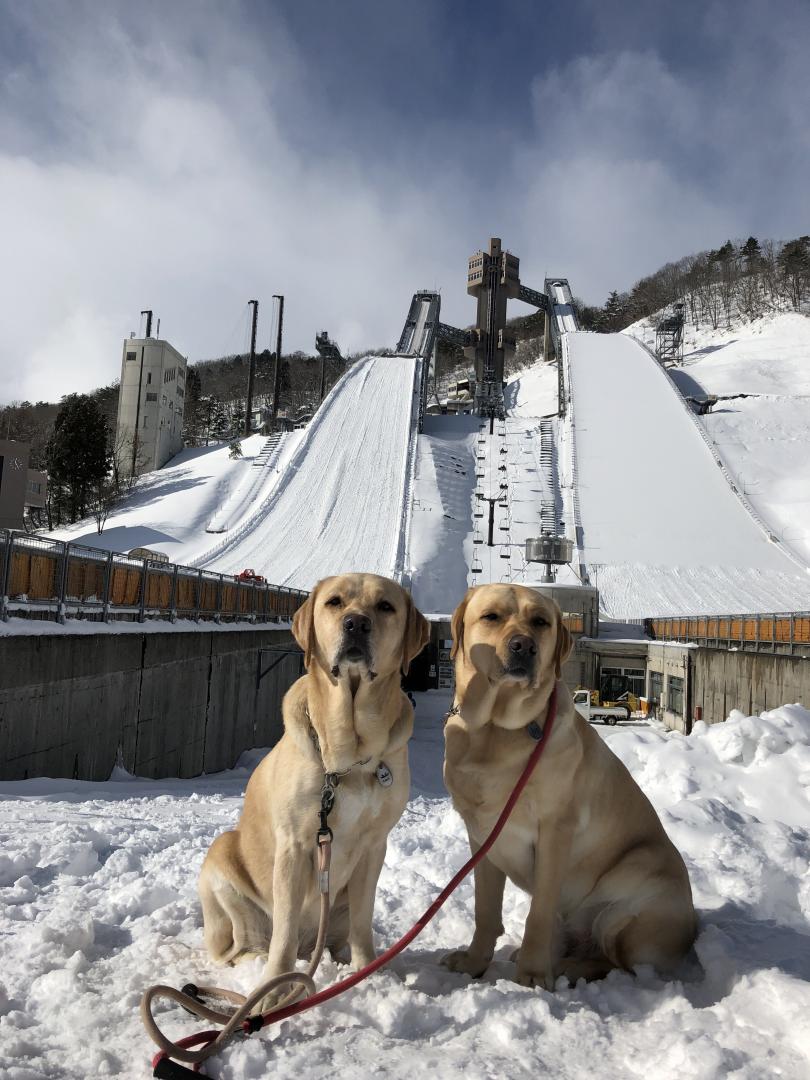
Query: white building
116,336,186,475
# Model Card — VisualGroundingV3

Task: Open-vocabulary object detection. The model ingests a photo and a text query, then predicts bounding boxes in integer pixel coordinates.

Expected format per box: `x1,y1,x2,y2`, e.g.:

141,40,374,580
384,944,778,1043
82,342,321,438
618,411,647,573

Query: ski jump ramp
194,355,422,590
564,332,810,618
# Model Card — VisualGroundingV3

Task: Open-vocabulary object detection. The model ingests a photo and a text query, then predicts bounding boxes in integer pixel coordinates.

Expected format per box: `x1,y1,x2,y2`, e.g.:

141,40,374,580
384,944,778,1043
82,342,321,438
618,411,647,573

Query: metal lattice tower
655,303,685,366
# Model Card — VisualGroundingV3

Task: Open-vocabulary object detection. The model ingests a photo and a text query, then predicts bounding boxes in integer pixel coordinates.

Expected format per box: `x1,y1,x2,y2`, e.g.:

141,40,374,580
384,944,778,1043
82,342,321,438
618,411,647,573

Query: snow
43,433,281,562
504,361,558,418
194,355,421,589
408,374,579,614
625,312,810,566
0,616,292,637
37,355,420,593
563,331,810,619
2,692,809,1079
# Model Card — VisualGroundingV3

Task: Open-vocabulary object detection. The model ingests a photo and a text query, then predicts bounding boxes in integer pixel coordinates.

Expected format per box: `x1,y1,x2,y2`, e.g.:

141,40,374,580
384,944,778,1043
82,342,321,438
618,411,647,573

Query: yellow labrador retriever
199,573,429,999
443,583,696,989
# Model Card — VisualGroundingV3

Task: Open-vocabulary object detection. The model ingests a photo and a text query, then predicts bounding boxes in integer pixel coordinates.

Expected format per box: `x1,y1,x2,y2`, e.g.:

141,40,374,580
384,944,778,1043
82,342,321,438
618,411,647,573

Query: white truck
573,689,631,726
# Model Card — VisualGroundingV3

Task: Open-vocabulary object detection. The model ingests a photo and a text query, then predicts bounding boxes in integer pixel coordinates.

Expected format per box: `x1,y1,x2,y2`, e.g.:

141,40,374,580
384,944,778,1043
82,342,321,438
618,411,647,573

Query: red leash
151,685,558,1077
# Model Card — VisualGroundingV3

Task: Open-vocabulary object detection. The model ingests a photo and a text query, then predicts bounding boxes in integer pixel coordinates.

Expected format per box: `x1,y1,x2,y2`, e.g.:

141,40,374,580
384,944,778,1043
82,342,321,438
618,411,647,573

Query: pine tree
741,237,762,273
182,367,204,446
209,397,230,441
46,394,111,523
778,237,810,309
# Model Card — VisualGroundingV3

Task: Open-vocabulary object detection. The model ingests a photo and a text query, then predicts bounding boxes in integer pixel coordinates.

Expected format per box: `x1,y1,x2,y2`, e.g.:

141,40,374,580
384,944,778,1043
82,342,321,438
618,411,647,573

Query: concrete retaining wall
0,627,301,781
693,647,810,726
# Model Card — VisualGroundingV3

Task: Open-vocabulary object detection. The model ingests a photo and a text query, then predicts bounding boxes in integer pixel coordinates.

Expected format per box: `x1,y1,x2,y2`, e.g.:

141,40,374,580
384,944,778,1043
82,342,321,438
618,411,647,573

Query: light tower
464,237,520,416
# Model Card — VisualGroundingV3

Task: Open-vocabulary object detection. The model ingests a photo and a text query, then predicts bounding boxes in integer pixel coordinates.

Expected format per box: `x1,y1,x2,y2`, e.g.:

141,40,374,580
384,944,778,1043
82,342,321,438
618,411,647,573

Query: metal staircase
252,432,283,468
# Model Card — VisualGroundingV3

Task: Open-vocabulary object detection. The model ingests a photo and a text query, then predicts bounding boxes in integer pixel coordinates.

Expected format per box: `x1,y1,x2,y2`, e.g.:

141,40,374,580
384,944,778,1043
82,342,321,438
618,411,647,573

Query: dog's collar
446,701,546,741
305,707,393,788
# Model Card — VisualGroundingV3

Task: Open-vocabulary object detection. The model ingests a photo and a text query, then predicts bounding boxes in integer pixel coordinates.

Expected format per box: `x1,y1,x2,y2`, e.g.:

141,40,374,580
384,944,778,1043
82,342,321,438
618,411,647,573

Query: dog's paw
329,943,352,966
253,981,302,1016
349,947,377,970
441,949,490,978
514,966,555,991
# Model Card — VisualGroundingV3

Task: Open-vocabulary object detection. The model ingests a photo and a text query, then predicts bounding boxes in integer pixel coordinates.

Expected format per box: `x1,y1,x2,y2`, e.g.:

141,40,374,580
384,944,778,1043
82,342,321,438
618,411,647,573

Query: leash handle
146,686,558,1073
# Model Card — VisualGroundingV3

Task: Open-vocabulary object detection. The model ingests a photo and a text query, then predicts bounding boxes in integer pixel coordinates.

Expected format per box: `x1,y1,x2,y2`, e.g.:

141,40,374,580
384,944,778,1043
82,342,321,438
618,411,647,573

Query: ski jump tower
398,236,574,424
465,238,521,416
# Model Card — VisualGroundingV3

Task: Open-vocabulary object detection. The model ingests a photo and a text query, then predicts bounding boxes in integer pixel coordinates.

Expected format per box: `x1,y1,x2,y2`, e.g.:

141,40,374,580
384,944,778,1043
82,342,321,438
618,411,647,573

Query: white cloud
0,4,478,403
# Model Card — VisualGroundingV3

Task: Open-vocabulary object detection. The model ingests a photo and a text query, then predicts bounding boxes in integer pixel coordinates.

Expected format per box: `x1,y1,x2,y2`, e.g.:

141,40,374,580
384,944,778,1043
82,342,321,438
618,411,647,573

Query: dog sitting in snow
199,573,429,1000
443,583,696,988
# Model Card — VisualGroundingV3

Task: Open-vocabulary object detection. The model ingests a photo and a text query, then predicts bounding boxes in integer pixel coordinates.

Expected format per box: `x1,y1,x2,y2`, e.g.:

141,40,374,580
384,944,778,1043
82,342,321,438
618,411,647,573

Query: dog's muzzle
331,612,376,679
501,634,536,681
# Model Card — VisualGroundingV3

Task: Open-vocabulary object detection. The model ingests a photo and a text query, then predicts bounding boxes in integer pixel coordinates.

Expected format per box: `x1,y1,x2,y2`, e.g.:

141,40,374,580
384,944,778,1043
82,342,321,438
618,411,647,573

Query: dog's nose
508,634,536,656
343,612,371,634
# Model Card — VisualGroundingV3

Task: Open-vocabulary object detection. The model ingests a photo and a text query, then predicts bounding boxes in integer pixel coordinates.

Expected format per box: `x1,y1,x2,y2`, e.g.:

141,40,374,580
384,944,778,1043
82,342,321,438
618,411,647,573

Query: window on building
668,676,684,716
147,372,152,384
600,666,646,702
162,395,167,406
146,392,157,402
126,351,136,362
143,415,149,428
649,670,663,705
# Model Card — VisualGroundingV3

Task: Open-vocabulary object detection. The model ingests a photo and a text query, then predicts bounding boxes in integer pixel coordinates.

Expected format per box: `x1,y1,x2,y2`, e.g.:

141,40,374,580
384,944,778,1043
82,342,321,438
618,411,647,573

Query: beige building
0,440,47,530
116,336,186,476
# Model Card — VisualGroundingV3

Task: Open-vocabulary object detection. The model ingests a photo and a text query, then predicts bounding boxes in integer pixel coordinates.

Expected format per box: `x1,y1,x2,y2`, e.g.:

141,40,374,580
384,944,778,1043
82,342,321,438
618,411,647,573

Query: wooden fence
651,613,810,650
0,530,307,624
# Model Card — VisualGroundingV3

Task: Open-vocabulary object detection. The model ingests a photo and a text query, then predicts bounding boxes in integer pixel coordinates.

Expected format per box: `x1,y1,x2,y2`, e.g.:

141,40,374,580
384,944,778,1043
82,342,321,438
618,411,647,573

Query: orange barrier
0,530,307,625
651,613,810,646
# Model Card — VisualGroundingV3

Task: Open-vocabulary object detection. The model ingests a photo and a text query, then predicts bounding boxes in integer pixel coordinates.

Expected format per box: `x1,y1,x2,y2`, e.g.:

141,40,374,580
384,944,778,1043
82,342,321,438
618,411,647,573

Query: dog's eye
531,616,548,628
376,600,395,613
325,596,342,607
481,612,499,622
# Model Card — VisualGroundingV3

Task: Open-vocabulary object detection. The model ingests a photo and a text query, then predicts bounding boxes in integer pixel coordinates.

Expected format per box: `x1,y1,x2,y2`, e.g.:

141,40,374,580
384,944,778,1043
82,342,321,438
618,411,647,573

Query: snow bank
1,694,808,1078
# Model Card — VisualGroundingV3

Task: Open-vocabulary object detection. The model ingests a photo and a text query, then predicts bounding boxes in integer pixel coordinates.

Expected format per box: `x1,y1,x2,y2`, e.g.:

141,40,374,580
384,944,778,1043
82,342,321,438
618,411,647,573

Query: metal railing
0,530,308,625
651,612,810,653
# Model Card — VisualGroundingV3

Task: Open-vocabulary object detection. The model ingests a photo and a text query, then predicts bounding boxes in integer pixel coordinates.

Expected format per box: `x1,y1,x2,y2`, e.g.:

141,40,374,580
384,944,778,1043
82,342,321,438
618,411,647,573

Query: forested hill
578,234,810,332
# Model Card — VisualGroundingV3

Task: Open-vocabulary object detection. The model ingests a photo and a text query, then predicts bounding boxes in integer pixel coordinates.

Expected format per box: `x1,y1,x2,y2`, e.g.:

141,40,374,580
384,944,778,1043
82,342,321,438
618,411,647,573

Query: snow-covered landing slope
196,355,421,589
1,694,808,1079
566,333,810,618
626,312,810,565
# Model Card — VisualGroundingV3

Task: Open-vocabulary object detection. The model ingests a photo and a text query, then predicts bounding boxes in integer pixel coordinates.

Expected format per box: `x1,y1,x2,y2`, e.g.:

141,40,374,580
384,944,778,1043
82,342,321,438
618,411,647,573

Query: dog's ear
292,583,319,670
554,609,573,678
450,588,475,660
401,594,430,675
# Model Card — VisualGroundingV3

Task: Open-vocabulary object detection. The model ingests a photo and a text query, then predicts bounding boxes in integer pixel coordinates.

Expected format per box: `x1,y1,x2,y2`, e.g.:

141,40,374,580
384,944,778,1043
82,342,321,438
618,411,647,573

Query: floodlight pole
271,294,284,421
245,300,258,434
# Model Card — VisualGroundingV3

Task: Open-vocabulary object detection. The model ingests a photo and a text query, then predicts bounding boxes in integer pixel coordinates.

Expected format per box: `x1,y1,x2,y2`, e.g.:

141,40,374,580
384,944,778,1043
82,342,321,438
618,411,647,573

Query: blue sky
1,0,809,402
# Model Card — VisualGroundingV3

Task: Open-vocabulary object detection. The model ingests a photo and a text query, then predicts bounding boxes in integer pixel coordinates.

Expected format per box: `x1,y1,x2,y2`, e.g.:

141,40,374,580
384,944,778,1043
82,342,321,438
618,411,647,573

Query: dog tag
375,762,393,787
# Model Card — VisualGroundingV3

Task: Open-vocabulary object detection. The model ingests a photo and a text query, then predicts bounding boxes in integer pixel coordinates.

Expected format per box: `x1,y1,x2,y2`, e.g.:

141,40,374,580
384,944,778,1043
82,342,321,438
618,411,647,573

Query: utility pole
245,299,259,435
271,294,284,422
